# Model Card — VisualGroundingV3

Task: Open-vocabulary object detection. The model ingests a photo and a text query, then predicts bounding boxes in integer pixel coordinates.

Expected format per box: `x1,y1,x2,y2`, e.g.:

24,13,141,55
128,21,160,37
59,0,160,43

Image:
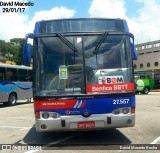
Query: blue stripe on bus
0,82,32,92
35,96,135,116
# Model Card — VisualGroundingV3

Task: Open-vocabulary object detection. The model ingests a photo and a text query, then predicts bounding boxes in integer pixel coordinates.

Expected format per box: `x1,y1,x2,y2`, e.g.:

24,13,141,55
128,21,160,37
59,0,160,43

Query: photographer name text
0,1,34,13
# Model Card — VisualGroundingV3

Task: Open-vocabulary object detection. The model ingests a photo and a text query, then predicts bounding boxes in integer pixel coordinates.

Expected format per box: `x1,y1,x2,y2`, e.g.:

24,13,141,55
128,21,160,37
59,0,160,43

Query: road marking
150,136,160,144
24,133,80,153
0,125,32,131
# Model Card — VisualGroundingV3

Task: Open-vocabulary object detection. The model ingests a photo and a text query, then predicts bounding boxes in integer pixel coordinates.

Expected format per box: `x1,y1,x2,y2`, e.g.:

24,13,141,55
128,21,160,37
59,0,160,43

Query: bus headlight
112,107,130,115
42,112,49,119
51,112,60,118
122,108,130,114
112,109,121,115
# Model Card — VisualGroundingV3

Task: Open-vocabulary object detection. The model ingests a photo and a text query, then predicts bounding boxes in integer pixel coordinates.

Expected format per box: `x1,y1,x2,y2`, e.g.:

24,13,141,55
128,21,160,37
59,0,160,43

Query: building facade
134,40,160,70
134,40,160,89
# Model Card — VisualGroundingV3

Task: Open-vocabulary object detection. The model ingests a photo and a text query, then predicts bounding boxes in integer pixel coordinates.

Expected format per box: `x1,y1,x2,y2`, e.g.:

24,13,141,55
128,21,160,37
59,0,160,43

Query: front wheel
27,98,32,103
8,93,17,106
142,87,149,94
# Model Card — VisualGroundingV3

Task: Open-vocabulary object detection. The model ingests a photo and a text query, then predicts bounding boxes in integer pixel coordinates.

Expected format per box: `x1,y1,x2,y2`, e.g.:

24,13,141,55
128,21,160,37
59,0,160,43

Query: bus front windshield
34,34,133,96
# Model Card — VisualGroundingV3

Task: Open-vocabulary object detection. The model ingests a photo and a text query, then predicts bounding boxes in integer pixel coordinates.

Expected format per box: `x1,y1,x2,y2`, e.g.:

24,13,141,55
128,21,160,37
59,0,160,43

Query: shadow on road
16,125,132,149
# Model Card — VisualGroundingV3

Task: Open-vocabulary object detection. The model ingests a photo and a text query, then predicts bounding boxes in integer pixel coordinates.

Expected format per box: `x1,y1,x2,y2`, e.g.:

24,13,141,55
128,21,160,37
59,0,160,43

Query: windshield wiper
93,31,109,54
56,33,78,52
89,31,109,77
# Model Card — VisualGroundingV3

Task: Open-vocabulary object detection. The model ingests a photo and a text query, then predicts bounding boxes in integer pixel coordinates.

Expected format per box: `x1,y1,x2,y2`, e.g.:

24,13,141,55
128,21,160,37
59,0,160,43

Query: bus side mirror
23,43,31,65
129,33,137,60
23,33,34,65
131,42,137,60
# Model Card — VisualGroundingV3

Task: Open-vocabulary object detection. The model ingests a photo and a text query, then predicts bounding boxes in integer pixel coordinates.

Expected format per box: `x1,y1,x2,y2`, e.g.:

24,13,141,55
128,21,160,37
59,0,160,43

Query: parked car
135,75,155,94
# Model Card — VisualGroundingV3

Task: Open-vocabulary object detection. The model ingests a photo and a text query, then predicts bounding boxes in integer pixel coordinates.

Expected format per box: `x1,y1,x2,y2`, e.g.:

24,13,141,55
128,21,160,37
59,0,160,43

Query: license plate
77,121,95,128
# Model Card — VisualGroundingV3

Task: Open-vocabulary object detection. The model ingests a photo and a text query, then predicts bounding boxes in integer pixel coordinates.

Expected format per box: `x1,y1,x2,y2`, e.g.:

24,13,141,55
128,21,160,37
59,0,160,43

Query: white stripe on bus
73,100,79,108
77,100,83,108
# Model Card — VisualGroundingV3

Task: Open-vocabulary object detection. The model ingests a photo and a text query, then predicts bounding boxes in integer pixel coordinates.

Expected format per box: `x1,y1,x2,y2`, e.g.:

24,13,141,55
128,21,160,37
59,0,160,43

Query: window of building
154,43,160,47
147,44,152,48
141,46,145,49
153,50,160,53
139,53,144,55
147,62,150,67
146,51,152,54
155,62,159,67
134,64,137,69
140,63,143,68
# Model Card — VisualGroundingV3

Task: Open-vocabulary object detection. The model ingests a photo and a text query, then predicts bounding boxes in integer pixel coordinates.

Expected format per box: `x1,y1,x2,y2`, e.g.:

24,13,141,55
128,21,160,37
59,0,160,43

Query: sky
0,0,160,44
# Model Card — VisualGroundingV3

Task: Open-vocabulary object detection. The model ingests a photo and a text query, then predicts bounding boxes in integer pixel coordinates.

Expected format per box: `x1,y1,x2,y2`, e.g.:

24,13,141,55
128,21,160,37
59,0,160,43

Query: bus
0,63,32,106
134,70,160,94
23,18,137,132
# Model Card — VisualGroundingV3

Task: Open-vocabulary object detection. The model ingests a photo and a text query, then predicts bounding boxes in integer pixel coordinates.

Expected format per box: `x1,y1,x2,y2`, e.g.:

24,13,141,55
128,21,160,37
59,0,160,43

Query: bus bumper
35,113,135,132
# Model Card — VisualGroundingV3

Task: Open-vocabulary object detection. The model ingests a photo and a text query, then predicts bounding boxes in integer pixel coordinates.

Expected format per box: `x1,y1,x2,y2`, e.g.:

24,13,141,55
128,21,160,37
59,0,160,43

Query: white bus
0,63,32,106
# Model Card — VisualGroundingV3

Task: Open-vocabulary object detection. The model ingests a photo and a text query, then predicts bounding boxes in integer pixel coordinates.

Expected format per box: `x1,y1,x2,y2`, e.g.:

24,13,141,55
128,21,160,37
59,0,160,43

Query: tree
10,38,25,65
0,40,9,61
0,38,26,65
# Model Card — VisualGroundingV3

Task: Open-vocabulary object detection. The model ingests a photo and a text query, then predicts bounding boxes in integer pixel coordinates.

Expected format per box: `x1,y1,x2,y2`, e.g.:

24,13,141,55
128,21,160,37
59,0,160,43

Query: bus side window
140,75,145,79
28,70,33,82
6,68,18,81
19,69,28,81
0,67,5,81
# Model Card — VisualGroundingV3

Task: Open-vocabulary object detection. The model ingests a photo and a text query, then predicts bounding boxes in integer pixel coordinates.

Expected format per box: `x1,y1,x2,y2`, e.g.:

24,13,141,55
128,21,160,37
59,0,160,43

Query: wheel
8,93,17,106
27,98,32,103
142,87,149,94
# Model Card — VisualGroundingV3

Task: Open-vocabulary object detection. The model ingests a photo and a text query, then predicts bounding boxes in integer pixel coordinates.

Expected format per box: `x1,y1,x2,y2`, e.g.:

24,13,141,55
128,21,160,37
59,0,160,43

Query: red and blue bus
23,18,137,132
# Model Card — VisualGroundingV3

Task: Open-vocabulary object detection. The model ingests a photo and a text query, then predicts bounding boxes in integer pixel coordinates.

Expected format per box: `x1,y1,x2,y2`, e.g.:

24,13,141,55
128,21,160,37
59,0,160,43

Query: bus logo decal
65,110,80,115
99,76,124,84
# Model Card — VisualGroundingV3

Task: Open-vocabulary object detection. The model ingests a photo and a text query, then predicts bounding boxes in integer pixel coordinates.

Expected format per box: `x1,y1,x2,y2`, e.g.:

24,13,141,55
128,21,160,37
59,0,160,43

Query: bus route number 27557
113,99,129,105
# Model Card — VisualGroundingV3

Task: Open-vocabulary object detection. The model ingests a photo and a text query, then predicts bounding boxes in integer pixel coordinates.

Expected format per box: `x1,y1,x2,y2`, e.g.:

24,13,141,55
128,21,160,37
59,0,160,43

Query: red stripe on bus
86,83,135,93
81,100,86,108
34,99,77,109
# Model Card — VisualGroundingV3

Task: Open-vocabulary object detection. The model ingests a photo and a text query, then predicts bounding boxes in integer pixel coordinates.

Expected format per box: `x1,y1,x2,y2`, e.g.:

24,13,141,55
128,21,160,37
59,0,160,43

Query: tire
8,93,17,106
142,87,149,94
27,98,31,103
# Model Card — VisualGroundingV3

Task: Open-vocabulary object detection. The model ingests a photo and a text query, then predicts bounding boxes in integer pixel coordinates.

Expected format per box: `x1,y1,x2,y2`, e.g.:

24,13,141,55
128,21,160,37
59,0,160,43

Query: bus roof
0,63,32,70
38,18,126,22
35,18,129,35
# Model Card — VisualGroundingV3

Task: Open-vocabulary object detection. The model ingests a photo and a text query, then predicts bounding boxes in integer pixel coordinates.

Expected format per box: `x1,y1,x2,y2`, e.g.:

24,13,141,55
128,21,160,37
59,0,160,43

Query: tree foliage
0,38,25,65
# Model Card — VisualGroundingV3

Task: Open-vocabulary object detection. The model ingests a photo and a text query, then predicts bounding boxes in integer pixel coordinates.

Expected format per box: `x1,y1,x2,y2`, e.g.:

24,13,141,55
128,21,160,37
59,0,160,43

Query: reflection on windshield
56,33,78,52
35,34,133,95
